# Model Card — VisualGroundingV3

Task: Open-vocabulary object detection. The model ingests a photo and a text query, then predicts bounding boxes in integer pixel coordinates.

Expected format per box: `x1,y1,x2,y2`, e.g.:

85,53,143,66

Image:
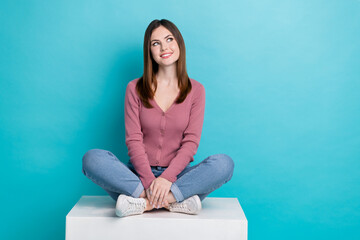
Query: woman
82,19,234,218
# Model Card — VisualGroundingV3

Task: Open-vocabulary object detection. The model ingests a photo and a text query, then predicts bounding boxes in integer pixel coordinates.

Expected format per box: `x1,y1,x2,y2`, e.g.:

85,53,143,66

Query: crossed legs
82,149,234,212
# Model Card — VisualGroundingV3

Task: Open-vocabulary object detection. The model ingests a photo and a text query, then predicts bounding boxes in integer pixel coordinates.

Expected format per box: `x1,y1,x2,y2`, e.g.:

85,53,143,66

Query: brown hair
136,19,192,108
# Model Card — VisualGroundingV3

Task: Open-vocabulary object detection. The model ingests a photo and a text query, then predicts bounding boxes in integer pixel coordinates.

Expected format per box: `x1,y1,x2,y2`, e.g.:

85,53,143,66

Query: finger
154,188,162,208
160,188,168,208
149,182,156,204
153,191,161,208
164,189,171,207
149,182,154,195
146,189,151,201
150,185,158,206
146,189,153,209
155,189,163,208
147,189,154,206
159,190,166,208
164,190,170,207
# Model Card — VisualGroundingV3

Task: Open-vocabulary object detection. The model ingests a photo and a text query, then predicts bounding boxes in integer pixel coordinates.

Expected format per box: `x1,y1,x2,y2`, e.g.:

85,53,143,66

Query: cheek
171,43,179,51
150,48,158,58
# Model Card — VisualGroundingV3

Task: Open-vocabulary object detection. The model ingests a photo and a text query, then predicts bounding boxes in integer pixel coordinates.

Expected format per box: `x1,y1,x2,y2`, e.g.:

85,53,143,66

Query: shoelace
171,201,191,213
123,199,146,215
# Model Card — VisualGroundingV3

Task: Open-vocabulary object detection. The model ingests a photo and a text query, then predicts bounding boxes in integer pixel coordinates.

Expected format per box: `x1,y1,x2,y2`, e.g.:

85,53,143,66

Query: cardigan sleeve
124,81,156,189
160,83,206,182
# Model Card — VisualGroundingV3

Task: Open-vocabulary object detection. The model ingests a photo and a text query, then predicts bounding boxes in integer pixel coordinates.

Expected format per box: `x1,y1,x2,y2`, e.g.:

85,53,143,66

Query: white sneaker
115,194,146,217
169,195,202,215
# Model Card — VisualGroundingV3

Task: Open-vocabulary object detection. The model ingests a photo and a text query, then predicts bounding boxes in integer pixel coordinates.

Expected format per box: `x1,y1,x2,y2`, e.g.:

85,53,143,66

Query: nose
160,42,169,52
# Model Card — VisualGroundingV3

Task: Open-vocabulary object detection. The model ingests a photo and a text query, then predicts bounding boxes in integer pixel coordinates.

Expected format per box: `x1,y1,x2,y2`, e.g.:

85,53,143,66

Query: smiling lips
160,52,173,58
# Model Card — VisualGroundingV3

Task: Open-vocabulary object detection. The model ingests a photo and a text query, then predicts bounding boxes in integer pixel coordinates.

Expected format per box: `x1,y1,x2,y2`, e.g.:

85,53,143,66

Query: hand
149,177,172,209
145,188,152,204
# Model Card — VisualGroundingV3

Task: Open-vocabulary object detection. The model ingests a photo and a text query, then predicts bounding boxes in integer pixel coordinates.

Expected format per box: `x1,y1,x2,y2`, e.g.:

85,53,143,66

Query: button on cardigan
124,77,205,189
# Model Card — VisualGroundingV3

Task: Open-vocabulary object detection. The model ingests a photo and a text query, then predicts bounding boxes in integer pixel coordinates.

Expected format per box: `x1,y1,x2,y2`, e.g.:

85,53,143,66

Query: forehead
150,26,172,40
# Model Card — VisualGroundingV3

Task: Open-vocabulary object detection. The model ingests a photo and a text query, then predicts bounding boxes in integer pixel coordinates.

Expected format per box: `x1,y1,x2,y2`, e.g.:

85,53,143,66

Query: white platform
66,195,247,240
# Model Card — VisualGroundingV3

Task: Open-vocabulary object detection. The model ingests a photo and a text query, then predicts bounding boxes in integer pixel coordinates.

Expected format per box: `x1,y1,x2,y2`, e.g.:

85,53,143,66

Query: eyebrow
151,35,173,42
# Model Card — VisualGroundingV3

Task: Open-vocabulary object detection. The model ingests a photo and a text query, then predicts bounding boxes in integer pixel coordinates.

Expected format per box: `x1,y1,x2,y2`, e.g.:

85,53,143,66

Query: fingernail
150,201,152,205
157,205,159,208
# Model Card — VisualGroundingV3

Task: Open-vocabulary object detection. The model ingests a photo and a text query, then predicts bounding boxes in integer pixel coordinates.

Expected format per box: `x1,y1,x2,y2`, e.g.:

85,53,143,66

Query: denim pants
82,149,234,202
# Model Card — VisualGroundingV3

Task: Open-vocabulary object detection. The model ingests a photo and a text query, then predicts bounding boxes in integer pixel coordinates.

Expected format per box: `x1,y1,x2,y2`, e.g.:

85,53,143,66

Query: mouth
160,52,173,58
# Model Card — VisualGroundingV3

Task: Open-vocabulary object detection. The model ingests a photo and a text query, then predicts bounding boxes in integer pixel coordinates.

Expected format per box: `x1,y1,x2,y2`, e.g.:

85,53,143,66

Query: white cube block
66,195,247,240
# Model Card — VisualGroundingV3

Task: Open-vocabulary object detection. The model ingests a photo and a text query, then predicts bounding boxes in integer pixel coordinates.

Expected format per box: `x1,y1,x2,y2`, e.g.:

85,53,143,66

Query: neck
156,64,177,86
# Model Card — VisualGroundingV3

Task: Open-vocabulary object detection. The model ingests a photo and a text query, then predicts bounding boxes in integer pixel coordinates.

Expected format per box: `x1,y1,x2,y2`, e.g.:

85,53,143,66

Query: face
150,25,180,67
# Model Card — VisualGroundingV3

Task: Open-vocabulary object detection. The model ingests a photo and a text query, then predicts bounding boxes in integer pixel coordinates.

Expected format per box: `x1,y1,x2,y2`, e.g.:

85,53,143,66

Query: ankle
166,192,177,204
139,190,146,198
144,198,154,211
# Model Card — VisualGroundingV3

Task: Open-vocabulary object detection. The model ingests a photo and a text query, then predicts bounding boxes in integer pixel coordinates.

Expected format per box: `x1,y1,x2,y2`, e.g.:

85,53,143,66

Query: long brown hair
136,19,192,108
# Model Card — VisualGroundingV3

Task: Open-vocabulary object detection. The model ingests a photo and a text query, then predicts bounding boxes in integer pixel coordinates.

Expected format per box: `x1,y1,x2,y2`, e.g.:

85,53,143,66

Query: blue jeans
82,149,234,202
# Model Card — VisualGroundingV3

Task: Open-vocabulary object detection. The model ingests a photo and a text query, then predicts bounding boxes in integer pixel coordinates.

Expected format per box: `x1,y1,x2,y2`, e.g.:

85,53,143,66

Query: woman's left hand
149,177,172,208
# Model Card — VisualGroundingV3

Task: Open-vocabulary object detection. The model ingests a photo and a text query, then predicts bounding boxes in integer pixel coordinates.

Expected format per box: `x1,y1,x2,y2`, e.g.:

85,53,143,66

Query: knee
82,149,105,175
209,153,235,182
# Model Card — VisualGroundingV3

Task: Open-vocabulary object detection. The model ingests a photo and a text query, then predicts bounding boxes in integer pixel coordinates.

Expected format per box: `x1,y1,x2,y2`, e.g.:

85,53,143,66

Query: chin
158,60,177,67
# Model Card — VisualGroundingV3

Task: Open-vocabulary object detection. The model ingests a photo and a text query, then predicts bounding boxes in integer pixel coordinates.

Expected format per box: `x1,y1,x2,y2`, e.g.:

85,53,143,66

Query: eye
152,42,159,46
167,37,173,42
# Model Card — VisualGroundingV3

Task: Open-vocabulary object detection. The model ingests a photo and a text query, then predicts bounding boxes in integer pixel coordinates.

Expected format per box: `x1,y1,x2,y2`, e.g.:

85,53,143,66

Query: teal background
1,0,359,239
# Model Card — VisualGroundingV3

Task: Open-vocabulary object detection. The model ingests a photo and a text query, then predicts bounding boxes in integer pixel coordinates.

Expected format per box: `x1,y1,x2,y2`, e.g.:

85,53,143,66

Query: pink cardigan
124,77,205,189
